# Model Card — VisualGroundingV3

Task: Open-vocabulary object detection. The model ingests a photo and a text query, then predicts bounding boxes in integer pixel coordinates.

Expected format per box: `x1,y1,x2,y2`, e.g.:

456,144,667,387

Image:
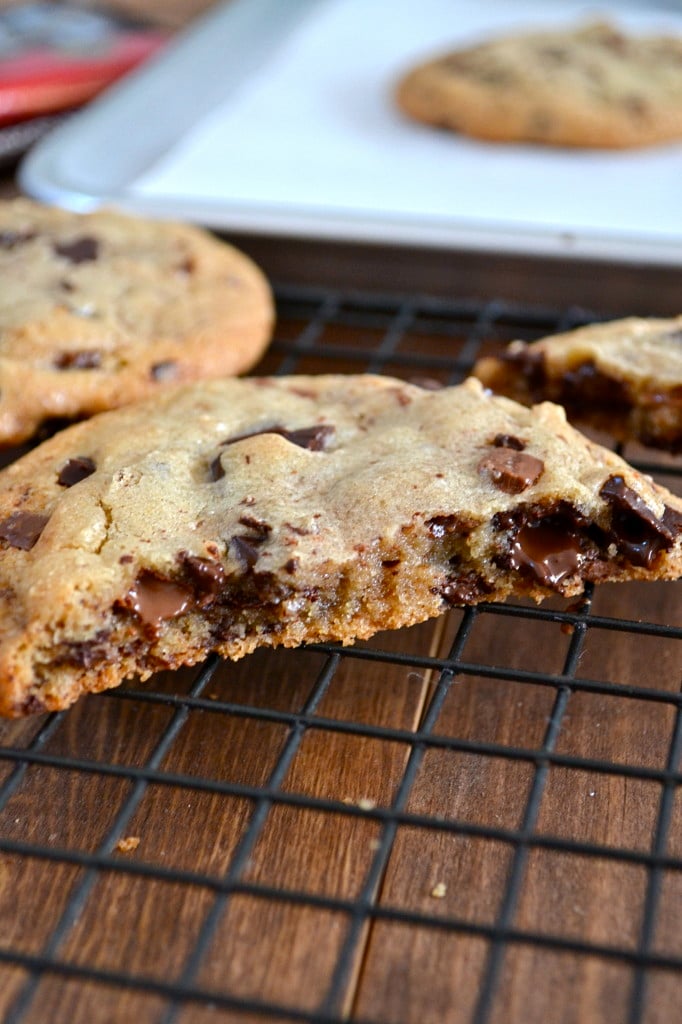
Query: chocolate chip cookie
395,21,682,148
0,199,274,444
0,373,680,716
474,316,682,452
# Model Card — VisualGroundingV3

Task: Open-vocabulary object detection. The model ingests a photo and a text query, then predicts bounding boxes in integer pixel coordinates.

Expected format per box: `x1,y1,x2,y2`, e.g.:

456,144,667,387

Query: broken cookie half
474,316,682,452
0,374,680,716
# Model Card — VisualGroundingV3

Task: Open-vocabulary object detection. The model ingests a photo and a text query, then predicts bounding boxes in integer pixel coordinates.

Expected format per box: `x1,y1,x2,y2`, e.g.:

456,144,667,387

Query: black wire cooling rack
0,284,680,1024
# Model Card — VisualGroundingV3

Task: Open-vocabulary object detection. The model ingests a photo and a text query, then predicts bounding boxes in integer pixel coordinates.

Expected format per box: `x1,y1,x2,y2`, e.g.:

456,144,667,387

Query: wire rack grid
0,284,680,1024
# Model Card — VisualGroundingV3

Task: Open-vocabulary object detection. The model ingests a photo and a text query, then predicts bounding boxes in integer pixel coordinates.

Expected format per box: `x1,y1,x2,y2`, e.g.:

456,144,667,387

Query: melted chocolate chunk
179,553,226,606
478,449,544,494
509,520,583,586
54,350,101,370
0,511,49,550
224,424,335,451
493,434,526,451
492,503,591,589
124,572,191,631
150,361,179,382
53,236,99,264
57,456,96,487
600,474,679,568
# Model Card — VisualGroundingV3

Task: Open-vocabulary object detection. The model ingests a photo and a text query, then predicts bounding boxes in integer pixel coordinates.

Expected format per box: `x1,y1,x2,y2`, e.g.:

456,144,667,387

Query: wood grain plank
354,574,682,1024
488,949,634,1024
1,620,436,1023
173,621,441,1021
18,980,167,1024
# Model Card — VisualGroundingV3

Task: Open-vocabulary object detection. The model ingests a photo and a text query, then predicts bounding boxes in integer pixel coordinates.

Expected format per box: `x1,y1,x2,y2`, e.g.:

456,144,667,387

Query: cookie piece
0,373,681,716
474,316,682,452
0,199,274,444
395,21,682,148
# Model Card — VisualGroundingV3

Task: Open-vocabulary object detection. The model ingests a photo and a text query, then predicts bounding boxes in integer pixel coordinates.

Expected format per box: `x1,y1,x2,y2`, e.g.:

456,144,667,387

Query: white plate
19,0,682,265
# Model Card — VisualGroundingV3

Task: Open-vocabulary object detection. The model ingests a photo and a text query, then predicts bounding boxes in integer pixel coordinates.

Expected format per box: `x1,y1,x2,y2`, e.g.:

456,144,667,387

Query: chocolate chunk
266,423,335,451
179,553,226,605
600,474,679,568
54,236,99,264
539,45,569,63
231,536,260,569
54,350,101,370
493,434,526,451
509,520,582,586
478,449,544,494
503,347,546,400
284,521,311,536
176,256,196,274
440,572,493,605
559,361,630,411
57,456,96,487
623,95,648,118
528,111,553,136
0,511,49,550
0,230,35,250
238,515,271,538
285,557,299,574
150,361,178,381
426,514,471,538
663,505,682,535
124,571,191,630
225,424,335,451
600,476,661,531
62,630,112,669
209,455,225,481
19,694,47,715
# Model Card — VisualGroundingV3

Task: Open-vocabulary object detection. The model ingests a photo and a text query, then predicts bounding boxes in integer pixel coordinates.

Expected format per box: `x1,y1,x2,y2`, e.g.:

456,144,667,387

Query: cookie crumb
116,836,140,853
357,797,377,811
431,881,447,899
342,796,377,811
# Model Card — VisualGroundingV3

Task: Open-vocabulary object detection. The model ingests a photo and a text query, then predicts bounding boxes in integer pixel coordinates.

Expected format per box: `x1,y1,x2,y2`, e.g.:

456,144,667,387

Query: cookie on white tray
395,21,682,148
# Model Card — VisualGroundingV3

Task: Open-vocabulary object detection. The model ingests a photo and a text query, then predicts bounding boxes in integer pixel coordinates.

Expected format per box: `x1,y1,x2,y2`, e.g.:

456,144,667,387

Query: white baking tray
19,0,682,265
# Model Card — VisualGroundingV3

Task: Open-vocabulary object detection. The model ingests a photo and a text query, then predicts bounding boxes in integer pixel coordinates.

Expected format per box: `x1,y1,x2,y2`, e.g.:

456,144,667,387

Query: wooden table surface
0,3,681,1024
